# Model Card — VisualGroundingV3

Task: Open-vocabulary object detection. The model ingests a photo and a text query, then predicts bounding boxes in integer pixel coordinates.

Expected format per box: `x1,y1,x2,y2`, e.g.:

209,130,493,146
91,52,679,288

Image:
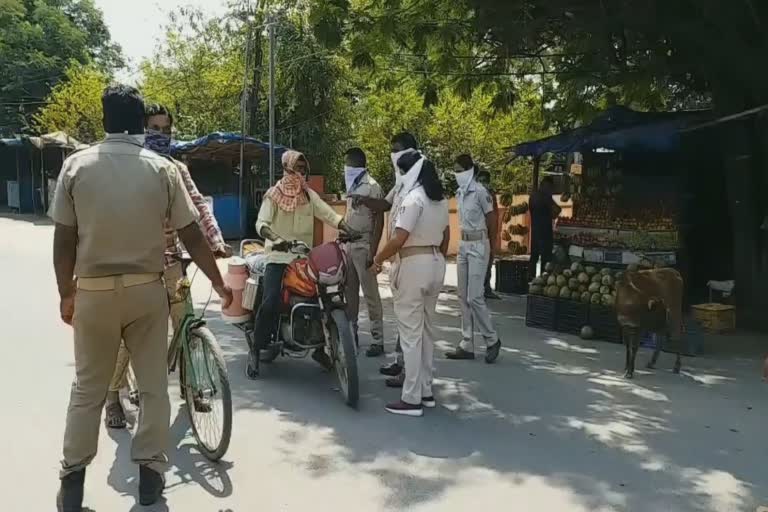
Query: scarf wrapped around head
266,150,310,212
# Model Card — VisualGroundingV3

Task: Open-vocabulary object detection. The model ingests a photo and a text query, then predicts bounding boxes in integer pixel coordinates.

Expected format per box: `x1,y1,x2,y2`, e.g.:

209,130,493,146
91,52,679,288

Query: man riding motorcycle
249,150,357,376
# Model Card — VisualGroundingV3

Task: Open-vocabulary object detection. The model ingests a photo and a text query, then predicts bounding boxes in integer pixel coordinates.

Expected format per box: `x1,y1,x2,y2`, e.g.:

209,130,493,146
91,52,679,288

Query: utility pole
268,14,277,187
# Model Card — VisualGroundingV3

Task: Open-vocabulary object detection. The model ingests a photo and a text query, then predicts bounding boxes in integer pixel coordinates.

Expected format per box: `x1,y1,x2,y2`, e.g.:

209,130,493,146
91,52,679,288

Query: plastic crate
496,259,529,294
555,299,589,335
588,304,622,344
526,295,558,330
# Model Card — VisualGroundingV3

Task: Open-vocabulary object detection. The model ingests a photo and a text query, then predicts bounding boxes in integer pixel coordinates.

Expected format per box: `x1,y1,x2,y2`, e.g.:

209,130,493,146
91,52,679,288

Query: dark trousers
253,263,287,349
529,235,553,277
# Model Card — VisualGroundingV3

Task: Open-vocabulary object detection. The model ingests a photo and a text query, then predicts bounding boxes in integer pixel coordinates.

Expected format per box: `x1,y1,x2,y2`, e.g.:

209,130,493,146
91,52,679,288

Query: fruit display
509,202,529,216
510,224,529,236
506,241,528,256
528,262,621,308
555,230,678,251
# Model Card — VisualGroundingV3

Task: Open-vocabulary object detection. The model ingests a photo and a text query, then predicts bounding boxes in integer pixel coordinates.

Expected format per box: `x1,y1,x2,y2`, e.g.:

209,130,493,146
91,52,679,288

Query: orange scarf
266,150,310,212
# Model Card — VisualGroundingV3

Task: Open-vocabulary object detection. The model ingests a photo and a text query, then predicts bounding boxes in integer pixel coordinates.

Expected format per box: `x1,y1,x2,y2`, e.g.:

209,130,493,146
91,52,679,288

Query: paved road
2,215,766,512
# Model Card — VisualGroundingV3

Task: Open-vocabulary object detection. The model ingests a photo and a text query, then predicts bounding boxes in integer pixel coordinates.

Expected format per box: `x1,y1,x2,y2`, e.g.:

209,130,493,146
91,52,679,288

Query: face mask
454,167,474,191
344,166,366,192
144,129,172,155
391,148,417,185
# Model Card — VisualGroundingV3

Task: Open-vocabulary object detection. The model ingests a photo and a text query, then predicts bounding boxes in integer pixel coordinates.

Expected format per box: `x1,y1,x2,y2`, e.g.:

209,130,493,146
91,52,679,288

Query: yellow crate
691,303,736,333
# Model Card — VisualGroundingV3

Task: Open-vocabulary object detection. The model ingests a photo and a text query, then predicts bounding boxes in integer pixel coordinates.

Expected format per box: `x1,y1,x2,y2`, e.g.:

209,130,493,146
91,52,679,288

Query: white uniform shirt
395,186,449,247
457,179,494,234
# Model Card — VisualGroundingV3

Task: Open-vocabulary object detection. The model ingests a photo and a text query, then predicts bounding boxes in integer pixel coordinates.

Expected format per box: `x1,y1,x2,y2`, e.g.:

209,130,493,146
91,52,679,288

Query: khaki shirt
345,172,383,246
395,186,449,248
457,179,494,234
256,188,343,264
49,134,198,278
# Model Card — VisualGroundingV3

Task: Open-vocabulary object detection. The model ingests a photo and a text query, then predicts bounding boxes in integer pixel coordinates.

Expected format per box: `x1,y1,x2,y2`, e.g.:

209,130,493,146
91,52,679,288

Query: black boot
139,466,165,506
57,469,85,512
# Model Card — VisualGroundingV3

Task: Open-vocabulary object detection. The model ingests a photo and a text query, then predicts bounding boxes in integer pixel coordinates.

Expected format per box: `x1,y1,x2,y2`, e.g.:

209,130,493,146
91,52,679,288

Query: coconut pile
529,262,622,307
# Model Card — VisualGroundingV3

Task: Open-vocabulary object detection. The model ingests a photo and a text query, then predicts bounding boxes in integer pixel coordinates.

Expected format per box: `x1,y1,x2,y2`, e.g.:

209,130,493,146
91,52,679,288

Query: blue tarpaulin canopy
512,106,709,158
171,132,287,161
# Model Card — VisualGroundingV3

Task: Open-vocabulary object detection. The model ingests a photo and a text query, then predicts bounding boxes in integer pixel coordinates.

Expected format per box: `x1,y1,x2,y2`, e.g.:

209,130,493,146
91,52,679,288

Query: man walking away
476,170,500,299
343,148,386,357
52,85,233,512
529,176,561,277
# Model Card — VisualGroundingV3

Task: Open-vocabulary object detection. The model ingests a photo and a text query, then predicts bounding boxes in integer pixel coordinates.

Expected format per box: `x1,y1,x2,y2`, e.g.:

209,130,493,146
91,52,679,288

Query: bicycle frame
167,277,218,400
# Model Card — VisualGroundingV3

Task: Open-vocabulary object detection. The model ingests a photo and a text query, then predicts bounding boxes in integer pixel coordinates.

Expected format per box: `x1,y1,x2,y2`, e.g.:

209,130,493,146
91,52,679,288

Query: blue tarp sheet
513,106,709,157
171,132,287,160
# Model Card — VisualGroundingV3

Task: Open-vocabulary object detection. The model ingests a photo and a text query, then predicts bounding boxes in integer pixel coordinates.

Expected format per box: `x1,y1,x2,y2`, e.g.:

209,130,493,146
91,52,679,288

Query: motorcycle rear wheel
329,309,359,409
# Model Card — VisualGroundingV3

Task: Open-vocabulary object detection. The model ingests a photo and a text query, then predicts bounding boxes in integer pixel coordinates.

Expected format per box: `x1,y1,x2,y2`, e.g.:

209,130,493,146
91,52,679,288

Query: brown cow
615,267,683,379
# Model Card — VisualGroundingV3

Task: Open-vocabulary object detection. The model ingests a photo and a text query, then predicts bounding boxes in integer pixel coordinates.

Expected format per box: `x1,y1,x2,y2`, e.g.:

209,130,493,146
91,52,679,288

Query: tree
0,0,122,134
34,62,108,143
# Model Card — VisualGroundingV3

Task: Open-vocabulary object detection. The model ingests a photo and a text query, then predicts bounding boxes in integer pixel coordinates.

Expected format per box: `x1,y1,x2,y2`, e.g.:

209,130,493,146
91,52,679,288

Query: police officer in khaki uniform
446,155,502,363
51,85,233,512
343,148,386,357
371,157,449,416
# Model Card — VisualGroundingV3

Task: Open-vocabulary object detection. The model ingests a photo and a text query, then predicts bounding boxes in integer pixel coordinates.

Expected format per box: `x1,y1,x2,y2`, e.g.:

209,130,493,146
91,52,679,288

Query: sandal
105,401,127,429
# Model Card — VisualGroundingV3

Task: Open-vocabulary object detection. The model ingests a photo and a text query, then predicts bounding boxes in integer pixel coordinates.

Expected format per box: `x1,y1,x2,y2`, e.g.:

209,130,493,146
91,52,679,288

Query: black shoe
485,340,502,364
421,396,436,408
446,347,476,360
380,361,402,376
139,466,165,506
57,469,85,512
485,290,501,300
366,343,385,357
312,348,333,371
385,400,423,417
385,373,405,388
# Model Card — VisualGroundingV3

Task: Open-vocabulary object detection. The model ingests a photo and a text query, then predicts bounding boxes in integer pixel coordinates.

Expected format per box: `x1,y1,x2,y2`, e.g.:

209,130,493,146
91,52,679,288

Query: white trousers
457,239,498,351
391,251,446,404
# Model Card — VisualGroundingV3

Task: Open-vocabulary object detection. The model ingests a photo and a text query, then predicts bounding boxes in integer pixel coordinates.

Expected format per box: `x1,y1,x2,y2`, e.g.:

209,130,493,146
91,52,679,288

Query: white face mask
391,148,417,186
344,166,366,192
454,167,474,191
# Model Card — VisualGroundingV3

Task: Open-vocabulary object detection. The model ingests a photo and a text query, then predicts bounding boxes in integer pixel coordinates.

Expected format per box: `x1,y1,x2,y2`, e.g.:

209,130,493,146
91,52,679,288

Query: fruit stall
554,150,681,268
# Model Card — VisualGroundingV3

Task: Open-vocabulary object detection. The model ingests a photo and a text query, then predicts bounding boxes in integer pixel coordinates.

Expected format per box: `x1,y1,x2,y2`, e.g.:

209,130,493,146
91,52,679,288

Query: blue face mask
144,129,172,155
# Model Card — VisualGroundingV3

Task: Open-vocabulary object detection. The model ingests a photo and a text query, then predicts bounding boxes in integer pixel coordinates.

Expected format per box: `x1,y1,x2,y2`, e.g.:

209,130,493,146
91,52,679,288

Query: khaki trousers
457,239,498,351
108,263,185,392
61,278,170,477
391,252,446,405
345,243,384,343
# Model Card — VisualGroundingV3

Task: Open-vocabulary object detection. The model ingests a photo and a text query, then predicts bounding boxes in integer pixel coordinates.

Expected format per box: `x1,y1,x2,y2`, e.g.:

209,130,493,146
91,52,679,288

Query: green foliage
33,62,108,143
0,0,122,134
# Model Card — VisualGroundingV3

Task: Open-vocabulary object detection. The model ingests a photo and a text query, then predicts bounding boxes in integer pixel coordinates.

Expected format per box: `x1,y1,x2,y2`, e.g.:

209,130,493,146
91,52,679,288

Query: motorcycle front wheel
329,309,359,408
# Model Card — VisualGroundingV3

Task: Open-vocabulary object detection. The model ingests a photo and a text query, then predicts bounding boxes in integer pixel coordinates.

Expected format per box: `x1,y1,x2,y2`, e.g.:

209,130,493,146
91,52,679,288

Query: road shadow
0,211,53,226
200,280,767,512
107,402,234,507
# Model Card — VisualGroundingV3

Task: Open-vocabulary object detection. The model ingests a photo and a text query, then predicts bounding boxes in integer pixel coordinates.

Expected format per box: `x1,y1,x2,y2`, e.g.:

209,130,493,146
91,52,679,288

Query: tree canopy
0,0,122,135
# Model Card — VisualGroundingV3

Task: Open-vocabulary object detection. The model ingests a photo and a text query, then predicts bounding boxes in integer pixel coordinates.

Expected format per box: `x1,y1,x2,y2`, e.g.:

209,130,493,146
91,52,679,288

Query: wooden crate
691,303,736,333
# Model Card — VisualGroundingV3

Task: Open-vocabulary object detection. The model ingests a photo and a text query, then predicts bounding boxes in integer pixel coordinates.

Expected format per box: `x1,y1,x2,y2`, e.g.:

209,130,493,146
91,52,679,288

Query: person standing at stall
343,147,386,357
445,155,502,363
529,176,561,277
370,158,449,416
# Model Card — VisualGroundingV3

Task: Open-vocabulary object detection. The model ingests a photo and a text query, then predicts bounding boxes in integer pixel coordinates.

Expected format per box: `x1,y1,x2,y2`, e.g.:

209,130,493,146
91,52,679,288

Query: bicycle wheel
183,326,232,461
330,309,359,408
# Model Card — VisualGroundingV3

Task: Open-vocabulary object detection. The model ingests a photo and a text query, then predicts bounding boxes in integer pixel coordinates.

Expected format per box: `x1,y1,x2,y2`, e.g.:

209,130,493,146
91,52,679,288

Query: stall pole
532,156,541,191
268,15,277,187
239,5,252,238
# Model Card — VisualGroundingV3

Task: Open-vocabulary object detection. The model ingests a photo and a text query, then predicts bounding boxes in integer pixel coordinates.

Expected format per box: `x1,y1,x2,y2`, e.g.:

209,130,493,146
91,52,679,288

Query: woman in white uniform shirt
370,157,449,417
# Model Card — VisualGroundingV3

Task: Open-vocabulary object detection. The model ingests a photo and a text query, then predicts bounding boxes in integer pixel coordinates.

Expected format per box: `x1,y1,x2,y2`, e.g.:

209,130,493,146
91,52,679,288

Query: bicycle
127,254,232,461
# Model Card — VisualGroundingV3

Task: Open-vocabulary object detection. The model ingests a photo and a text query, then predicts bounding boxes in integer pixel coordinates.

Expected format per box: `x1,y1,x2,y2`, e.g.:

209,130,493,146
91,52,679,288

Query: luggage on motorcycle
307,242,347,286
283,258,317,298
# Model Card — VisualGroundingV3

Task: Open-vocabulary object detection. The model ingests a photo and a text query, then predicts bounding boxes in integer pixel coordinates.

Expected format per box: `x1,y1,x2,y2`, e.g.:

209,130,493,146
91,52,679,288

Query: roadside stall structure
0,131,85,214
508,106,744,343
171,132,288,239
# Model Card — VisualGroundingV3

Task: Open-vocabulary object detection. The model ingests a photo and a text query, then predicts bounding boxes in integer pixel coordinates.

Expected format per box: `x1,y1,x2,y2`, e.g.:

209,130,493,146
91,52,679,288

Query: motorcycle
234,234,360,408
